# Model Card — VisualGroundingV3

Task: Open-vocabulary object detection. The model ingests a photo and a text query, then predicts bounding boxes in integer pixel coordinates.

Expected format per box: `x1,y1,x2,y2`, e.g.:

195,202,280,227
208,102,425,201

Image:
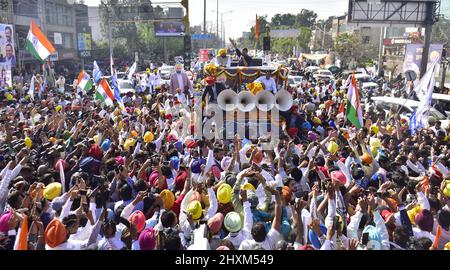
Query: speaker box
263,37,271,51
250,58,263,66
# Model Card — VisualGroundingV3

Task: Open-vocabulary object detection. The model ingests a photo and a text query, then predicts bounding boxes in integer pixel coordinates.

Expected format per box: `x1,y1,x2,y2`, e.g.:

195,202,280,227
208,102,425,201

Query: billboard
404,44,443,78
77,33,92,51
0,24,16,67
199,49,209,62
154,22,185,37
0,64,12,88
348,0,439,26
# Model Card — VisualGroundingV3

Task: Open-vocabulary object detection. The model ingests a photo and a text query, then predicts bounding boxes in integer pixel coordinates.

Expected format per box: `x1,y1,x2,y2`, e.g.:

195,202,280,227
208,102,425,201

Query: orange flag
17,215,29,250
255,14,259,40
338,99,346,114
433,225,441,249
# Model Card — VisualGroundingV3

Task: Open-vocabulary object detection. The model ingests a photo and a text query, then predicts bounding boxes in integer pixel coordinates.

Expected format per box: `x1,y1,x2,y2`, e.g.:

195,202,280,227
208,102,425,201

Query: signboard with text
77,33,92,51
200,49,209,62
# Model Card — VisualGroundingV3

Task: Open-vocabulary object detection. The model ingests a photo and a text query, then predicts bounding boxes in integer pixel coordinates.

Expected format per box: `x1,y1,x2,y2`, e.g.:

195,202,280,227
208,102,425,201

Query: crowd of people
0,53,449,251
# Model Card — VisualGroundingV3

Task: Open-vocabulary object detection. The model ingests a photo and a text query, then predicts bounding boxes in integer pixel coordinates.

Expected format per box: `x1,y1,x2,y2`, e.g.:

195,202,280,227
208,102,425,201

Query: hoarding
199,49,209,62
404,44,443,78
0,24,16,67
77,33,92,51
348,0,440,26
154,22,185,37
0,64,12,88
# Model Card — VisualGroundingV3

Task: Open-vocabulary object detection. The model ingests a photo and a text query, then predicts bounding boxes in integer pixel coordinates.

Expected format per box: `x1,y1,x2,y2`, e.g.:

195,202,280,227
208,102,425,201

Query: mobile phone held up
361,232,369,246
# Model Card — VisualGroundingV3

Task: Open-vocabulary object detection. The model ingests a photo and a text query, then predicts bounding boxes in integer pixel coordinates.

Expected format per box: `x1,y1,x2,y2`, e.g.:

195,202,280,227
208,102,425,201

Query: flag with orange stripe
25,20,56,61
95,78,115,107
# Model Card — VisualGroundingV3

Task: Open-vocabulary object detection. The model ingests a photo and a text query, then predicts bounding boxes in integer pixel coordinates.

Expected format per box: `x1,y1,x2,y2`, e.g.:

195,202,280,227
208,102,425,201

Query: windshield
357,76,371,83
119,82,133,89
320,71,332,76
293,77,302,83
288,78,296,85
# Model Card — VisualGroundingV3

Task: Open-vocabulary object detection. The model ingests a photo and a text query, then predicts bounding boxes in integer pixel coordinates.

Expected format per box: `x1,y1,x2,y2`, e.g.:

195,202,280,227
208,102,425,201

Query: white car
159,66,174,86
117,79,135,95
292,76,304,85
362,82,380,94
354,74,379,92
305,66,320,73
313,69,334,81
431,93,450,117
116,72,127,80
371,96,449,129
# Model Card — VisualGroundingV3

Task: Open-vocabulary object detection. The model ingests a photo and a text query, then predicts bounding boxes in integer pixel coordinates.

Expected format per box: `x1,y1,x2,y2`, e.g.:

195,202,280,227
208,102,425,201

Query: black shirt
235,48,253,67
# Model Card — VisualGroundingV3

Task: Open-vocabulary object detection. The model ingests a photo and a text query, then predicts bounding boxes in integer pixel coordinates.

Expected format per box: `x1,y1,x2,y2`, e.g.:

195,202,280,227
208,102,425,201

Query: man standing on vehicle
255,72,277,93
229,38,253,67
170,64,191,96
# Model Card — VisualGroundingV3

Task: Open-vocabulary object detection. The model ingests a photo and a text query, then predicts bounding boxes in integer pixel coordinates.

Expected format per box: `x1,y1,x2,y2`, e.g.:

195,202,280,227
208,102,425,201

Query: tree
295,9,317,28
249,15,269,47
334,32,378,68
271,13,296,27
432,17,450,44
298,26,312,52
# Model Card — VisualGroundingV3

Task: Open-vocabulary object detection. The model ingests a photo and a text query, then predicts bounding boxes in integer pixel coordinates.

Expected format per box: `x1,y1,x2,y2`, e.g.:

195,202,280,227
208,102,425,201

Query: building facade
88,6,105,42
9,0,78,69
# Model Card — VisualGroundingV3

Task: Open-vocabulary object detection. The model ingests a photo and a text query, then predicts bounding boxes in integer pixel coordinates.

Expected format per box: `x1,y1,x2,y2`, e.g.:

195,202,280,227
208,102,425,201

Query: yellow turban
218,48,227,56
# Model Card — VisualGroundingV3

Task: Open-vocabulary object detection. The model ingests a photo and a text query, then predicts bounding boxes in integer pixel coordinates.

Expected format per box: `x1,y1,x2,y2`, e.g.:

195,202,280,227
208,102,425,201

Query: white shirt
146,74,154,87
238,228,282,250
255,76,277,93
152,73,161,87
98,236,126,250
175,92,187,104
412,227,436,243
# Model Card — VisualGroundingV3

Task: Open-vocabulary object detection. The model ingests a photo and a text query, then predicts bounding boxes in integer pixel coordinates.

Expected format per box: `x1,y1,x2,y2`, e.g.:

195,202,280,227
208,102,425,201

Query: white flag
128,62,137,81
29,75,35,100
409,60,439,134
414,58,439,102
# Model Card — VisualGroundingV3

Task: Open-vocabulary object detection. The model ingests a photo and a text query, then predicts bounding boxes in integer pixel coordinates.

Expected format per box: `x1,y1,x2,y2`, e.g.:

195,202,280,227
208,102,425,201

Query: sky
85,0,349,39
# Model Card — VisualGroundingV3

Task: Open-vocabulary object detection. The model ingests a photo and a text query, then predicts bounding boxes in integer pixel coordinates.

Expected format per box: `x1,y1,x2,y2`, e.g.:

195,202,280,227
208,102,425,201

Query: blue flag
111,74,121,100
111,74,126,112
93,61,103,84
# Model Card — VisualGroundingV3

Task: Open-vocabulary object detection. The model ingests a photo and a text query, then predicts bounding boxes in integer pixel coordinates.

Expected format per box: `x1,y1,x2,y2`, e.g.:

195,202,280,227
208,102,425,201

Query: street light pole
216,0,219,49
107,5,114,74
203,0,206,49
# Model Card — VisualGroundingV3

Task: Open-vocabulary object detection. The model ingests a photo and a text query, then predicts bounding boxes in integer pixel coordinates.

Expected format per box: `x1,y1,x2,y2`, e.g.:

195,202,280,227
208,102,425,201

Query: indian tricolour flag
346,74,364,129
25,20,56,61
76,70,93,92
96,78,115,107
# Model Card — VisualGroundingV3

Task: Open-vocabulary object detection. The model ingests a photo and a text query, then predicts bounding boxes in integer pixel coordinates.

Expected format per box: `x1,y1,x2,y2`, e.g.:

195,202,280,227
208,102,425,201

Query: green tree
295,9,317,27
298,26,312,51
271,13,296,27
249,15,269,49
432,17,450,44
334,32,377,68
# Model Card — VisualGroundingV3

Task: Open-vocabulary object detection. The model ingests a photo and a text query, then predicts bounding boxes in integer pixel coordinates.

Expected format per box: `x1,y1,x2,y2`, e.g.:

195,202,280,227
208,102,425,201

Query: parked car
313,69,334,82
117,79,135,95
371,96,449,129
159,65,175,85
305,66,320,73
431,93,450,117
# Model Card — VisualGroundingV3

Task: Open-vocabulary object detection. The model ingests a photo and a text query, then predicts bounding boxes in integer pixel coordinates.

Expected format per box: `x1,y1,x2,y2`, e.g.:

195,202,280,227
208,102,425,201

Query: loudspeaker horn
217,89,238,111
237,91,256,112
275,90,293,111
256,90,275,112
